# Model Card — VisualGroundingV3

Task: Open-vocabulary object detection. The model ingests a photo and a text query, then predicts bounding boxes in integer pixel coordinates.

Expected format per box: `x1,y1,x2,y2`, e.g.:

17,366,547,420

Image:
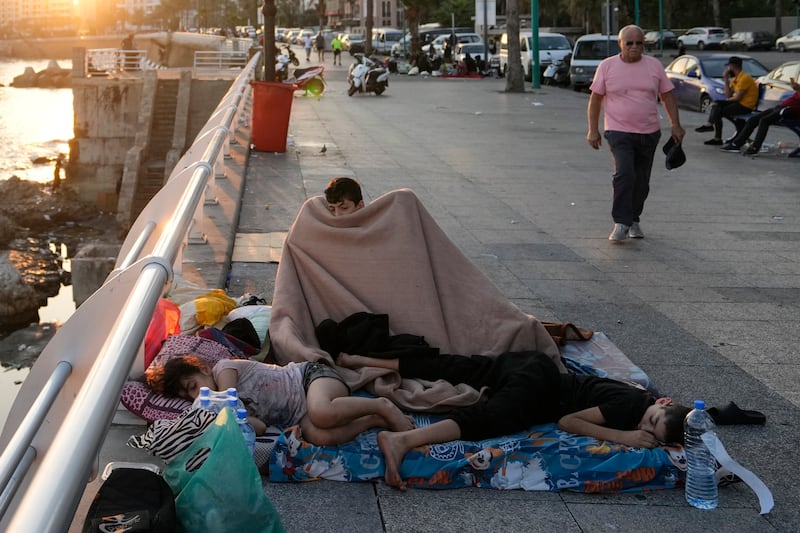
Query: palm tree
400,0,433,59
505,0,524,92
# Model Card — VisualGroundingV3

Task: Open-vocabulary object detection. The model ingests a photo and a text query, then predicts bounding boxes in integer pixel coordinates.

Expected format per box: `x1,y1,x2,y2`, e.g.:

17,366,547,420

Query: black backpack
83,468,176,532
316,35,325,48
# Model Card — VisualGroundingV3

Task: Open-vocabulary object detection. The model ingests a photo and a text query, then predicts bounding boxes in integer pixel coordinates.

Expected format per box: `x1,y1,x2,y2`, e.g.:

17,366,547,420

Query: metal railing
0,52,261,532
85,48,151,75
194,50,250,70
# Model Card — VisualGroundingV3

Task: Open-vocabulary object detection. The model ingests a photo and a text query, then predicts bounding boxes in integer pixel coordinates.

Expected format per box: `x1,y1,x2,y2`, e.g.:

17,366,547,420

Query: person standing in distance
587,25,685,242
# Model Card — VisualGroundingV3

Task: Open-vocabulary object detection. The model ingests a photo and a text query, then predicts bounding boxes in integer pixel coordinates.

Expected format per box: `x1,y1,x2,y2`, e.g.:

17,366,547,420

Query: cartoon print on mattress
270,411,687,493
268,333,687,493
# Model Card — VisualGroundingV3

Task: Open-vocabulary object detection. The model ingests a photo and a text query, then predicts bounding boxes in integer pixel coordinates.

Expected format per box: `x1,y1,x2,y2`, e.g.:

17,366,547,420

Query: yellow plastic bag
194,289,237,326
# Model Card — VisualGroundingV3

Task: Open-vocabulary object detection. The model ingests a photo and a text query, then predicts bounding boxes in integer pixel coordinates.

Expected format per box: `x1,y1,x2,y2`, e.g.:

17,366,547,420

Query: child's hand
620,429,659,449
250,416,267,436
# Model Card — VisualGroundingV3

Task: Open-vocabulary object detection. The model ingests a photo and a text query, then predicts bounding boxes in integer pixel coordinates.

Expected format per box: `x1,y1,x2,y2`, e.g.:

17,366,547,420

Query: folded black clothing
316,312,438,360
708,401,766,425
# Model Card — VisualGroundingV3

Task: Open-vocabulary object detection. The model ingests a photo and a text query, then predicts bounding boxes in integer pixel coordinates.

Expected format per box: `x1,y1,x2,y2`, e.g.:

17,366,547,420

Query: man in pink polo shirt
587,25,685,242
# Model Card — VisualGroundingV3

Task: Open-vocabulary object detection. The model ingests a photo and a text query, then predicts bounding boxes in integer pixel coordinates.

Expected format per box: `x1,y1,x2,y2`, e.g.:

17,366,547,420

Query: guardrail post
189,200,207,243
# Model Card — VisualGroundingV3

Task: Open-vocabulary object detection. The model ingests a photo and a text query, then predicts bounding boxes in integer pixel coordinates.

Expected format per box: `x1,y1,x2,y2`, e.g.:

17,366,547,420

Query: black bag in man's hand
663,136,687,170
83,468,176,532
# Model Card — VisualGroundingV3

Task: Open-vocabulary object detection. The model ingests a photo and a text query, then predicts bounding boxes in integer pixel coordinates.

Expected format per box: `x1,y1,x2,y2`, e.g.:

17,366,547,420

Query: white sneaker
608,223,630,241
628,222,644,239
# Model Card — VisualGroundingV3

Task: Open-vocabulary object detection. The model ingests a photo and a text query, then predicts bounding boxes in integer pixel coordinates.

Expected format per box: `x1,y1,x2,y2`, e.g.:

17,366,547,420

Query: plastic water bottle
684,400,718,509
192,387,244,413
196,387,211,411
236,408,256,457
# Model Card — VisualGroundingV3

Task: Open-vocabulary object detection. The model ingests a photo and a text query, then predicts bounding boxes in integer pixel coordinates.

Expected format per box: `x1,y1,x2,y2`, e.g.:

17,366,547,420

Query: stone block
71,244,121,306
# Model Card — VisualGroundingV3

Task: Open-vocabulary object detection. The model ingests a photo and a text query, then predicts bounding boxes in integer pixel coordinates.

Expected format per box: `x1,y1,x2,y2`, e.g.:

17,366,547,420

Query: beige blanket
269,189,563,411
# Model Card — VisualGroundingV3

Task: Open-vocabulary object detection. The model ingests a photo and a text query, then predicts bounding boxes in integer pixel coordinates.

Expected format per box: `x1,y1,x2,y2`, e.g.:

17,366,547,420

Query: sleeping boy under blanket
337,350,690,490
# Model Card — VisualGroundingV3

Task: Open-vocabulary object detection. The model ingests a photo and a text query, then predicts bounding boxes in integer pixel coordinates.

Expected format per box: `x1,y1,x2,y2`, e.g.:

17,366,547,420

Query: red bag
144,299,181,368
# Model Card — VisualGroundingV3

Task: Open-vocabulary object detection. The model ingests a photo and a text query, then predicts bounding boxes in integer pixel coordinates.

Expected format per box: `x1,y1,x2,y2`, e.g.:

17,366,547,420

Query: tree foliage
427,0,474,27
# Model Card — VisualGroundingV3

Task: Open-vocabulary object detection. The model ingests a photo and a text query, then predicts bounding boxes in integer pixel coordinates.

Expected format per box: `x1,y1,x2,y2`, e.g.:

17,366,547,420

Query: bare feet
378,430,407,491
381,400,415,432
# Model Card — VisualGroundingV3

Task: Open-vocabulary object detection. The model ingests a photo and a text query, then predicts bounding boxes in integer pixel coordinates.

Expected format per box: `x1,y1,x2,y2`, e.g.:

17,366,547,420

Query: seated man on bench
695,56,758,146
721,77,800,155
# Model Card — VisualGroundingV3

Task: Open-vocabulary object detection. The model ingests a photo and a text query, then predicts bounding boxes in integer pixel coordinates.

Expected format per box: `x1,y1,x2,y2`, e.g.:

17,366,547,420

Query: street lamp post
262,0,276,81
531,0,539,88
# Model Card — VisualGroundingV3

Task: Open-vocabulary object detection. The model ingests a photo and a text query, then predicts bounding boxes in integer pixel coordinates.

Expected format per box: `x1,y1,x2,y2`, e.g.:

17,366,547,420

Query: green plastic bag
163,408,284,533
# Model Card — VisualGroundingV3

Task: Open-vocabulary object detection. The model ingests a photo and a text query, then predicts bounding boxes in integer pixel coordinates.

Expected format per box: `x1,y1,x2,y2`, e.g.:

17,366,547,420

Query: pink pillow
121,334,239,422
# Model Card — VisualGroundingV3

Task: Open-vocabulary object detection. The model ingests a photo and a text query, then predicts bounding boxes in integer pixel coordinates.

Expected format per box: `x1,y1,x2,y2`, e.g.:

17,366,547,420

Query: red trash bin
250,81,296,153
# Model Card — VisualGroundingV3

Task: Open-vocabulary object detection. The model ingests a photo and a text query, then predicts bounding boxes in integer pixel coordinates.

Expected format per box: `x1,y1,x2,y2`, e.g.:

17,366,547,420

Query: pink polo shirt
590,54,675,134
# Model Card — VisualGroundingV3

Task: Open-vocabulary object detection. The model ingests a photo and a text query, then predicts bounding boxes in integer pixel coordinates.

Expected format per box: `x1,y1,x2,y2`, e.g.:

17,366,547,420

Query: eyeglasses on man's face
624,40,644,47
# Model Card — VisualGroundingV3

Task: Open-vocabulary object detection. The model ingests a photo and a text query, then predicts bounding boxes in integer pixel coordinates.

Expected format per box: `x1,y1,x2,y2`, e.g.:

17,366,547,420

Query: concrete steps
130,79,179,219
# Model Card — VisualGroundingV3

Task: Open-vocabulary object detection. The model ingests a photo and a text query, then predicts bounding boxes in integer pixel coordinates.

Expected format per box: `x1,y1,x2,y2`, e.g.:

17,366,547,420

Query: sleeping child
146,355,414,446
337,350,691,491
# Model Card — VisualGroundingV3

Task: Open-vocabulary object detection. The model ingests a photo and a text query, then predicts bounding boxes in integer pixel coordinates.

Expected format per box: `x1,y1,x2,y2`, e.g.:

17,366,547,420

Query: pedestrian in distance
695,56,759,146
302,33,313,62
586,25,685,242
331,34,343,66
316,32,326,62
720,77,800,155
52,153,65,191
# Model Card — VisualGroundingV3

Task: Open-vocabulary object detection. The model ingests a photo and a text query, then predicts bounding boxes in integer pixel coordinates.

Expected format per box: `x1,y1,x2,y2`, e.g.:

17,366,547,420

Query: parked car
776,29,800,52
454,42,493,64
664,53,769,112
498,30,573,82
644,30,677,50
342,33,365,55
720,31,774,51
570,34,620,91
422,33,483,56
756,60,800,108
284,28,301,44
391,33,412,58
371,27,404,54
677,27,729,50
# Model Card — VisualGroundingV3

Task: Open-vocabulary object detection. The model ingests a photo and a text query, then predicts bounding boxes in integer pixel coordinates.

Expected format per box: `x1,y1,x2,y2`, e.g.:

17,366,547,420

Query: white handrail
194,50,250,69
0,52,261,532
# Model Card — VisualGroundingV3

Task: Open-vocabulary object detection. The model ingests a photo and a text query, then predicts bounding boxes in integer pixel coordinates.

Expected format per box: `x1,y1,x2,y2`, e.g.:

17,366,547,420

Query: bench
728,84,800,158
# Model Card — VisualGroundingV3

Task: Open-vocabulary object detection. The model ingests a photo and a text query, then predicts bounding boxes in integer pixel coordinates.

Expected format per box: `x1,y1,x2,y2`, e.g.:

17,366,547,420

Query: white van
569,34,621,91
498,31,573,81
371,28,404,54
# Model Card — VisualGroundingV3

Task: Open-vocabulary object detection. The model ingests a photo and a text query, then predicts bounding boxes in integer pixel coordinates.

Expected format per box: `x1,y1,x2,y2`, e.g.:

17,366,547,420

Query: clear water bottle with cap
236,408,256,457
195,387,212,411
684,399,718,509
192,387,244,413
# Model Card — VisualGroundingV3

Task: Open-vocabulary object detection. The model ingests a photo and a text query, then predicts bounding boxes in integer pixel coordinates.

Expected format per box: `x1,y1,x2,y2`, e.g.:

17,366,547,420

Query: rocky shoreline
9,60,71,88
0,176,121,368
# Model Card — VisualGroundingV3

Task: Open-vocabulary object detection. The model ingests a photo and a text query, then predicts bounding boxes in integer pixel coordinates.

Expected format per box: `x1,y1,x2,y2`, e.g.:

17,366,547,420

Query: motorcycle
275,46,326,97
347,54,389,97
542,53,571,87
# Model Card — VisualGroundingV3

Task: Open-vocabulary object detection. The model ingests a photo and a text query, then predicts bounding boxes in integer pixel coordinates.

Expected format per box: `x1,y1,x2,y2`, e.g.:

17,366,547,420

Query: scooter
347,54,389,96
543,53,571,87
275,46,326,97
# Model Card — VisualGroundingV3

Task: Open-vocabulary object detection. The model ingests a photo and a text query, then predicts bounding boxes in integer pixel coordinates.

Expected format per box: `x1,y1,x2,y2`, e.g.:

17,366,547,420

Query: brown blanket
269,189,563,411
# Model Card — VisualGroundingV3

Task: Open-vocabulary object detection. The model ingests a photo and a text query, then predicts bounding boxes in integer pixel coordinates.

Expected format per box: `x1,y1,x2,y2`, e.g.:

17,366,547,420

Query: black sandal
708,401,766,426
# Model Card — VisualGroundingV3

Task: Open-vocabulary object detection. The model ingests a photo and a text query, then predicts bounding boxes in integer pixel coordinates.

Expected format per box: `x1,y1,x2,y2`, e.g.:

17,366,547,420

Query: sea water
0,58,74,184
0,58,75,425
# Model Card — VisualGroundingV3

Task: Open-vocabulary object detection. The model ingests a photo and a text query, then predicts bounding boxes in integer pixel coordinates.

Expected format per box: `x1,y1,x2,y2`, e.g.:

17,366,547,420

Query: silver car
776,29,800,52
677,27,729,50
